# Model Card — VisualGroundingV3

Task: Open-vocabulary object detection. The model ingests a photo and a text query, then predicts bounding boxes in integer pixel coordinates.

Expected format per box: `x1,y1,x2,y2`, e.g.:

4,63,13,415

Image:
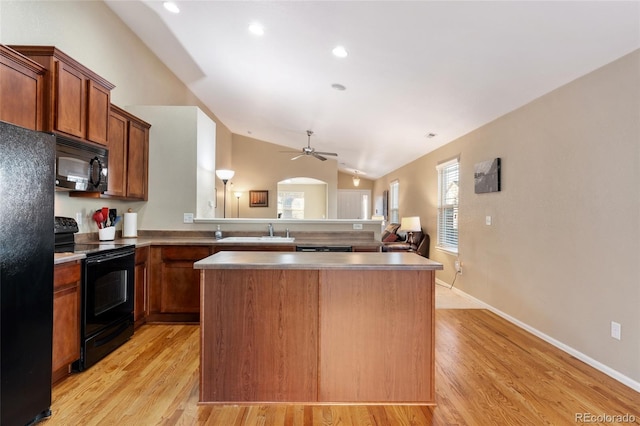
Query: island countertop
193,251,443,271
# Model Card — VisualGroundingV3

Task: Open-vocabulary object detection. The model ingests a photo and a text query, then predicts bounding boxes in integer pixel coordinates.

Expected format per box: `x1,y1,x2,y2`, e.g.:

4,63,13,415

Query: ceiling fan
287,130,338,161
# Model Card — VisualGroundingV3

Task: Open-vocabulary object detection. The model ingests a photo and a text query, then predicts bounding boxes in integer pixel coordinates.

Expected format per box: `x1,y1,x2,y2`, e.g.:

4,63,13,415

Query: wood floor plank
42,310,640,425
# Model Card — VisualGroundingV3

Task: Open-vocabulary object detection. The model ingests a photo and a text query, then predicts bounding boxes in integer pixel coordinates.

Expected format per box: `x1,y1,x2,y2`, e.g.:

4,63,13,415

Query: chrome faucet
267,223,274,237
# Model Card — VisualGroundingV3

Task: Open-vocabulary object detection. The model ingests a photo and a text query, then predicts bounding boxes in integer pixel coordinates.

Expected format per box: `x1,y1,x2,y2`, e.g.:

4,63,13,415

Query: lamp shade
400,216,421,232
215,169,235,181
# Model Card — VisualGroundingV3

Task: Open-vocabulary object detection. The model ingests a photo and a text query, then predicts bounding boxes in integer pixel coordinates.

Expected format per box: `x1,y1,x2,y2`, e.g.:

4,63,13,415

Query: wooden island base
195,251,443,405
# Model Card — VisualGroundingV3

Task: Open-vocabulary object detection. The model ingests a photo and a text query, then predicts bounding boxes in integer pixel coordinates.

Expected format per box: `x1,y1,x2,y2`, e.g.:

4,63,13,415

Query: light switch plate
611,321,621,340
486,215,492,225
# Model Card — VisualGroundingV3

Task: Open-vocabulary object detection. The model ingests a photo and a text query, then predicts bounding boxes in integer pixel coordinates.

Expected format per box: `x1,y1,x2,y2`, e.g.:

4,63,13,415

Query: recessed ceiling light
163,1,180,14
331,83,346,91
332,45,348,58
248,22,265,36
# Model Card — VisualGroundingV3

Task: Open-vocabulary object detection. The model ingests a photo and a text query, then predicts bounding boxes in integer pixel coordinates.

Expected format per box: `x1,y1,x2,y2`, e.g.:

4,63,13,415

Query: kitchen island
194,251,443,405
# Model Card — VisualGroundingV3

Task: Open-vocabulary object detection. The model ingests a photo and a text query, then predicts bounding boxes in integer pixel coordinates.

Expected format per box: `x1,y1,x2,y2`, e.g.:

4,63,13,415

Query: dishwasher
295,245,353,252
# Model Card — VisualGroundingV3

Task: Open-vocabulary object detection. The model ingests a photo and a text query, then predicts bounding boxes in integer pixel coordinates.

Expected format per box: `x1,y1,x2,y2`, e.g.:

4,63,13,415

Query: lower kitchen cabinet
148,245,211,323
134,246,149,329
52,261,81,385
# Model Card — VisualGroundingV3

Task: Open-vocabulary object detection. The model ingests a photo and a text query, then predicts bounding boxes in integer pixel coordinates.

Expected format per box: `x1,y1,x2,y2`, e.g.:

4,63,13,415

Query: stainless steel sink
219,236,295,243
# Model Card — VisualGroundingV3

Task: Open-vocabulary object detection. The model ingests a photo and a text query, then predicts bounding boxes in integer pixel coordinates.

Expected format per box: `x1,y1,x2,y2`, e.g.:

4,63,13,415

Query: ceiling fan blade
312,153,327,161
290,154,305,161
314,151,338,156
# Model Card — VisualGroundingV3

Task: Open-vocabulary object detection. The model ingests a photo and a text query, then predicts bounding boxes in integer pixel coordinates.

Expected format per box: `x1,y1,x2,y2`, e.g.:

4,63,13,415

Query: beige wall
375,50,640,385
230,134,338,219
0,0,233,231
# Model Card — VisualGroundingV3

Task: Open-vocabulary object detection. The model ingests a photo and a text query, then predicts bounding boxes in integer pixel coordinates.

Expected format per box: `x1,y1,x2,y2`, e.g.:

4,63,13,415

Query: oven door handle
85,250,134,265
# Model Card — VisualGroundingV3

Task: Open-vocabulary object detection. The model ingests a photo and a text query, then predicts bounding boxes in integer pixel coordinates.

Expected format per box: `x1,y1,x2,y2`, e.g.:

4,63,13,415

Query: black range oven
54,217,135,371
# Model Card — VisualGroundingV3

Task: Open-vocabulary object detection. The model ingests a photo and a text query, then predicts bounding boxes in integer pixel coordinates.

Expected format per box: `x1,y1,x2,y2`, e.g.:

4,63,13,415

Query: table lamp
400,216,421,245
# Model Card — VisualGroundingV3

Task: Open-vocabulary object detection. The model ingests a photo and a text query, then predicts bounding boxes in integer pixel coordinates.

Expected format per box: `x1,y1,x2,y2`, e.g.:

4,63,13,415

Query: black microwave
55,136,108,192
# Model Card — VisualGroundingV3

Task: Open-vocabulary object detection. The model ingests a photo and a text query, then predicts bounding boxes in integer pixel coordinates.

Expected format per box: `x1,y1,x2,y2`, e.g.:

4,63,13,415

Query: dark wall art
474,158,501,194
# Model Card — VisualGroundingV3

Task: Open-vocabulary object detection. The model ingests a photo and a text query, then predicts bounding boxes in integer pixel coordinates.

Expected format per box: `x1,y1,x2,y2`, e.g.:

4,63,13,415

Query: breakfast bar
194,251,443,405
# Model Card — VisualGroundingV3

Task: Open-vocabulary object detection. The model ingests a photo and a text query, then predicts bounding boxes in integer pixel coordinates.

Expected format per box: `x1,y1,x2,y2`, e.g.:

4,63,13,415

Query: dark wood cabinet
134,247,149,329
105,105,151,200
0,45,45,130
52,261,81,385
148,246,211,323
10,45,114,145
126,118,150,199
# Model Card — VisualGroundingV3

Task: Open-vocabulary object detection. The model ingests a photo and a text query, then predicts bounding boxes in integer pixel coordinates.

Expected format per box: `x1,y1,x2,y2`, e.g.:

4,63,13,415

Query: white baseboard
435,278,640,393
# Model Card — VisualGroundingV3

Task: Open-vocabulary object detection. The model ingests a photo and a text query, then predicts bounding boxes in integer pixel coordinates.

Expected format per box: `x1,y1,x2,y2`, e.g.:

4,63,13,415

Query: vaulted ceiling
105,1,640,179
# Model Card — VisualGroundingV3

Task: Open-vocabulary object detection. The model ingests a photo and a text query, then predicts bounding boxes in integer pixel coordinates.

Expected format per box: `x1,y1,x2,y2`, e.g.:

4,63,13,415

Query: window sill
436,246,458,256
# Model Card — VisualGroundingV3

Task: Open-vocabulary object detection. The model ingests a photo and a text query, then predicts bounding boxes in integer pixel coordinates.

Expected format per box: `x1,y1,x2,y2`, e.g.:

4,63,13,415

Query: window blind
436,159,459,252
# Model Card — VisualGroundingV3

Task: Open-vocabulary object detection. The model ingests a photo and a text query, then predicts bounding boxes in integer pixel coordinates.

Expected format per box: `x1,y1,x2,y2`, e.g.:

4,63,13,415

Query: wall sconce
234,191,242,218
215,169,235,218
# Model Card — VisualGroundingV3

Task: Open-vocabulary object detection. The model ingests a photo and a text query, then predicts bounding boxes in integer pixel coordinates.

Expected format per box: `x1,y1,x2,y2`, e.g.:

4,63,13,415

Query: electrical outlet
353,223,363,230
183,213,194,223
75,212,83,225
611,321,621,340
455,259,463,275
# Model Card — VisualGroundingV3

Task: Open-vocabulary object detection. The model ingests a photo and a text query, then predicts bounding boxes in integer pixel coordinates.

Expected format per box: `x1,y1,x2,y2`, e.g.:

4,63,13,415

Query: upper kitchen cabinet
105,105,151,200
0,45,45,131
10,45,115,145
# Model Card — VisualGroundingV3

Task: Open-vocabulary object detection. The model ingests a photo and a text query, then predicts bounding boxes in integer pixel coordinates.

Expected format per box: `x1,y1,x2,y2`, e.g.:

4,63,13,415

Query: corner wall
375,50,640,386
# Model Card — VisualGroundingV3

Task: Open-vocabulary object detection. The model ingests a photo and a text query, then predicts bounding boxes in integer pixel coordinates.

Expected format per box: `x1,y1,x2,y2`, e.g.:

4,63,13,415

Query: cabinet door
87,80,110,145
52,262,81,384
160,246,210,315
0,47,44,130
134,247,149,327
126,120,149,200
55,61,86,138
105,109,128,197
148,246,210,322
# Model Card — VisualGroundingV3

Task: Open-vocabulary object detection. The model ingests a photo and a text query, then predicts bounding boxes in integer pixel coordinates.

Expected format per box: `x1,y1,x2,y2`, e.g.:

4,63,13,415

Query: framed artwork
249,190,269,207
474,158,501,194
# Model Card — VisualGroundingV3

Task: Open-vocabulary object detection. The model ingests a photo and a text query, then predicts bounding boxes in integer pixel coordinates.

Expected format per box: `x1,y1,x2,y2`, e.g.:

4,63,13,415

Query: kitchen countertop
194,251,443,271
53,232,383,265
54,252,85,265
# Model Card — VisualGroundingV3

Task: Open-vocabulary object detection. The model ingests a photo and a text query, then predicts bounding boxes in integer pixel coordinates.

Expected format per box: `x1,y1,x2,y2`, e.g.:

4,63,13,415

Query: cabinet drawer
161,246,210,261
54,261,81,291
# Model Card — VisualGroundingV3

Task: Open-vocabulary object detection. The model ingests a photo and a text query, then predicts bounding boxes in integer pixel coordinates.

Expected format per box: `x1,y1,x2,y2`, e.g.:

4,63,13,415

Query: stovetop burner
55,216,134,257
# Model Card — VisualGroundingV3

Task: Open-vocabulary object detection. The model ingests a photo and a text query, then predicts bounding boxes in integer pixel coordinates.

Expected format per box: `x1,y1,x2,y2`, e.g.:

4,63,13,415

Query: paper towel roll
123,212,138,237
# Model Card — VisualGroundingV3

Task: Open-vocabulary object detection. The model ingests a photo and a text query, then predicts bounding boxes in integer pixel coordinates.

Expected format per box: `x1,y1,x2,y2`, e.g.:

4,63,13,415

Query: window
436,158,459,253
389,180,399,224
278,191,305,219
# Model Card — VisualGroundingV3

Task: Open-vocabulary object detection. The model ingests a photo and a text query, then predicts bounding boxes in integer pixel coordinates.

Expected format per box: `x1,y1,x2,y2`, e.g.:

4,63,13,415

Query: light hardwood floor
44,310,639,425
